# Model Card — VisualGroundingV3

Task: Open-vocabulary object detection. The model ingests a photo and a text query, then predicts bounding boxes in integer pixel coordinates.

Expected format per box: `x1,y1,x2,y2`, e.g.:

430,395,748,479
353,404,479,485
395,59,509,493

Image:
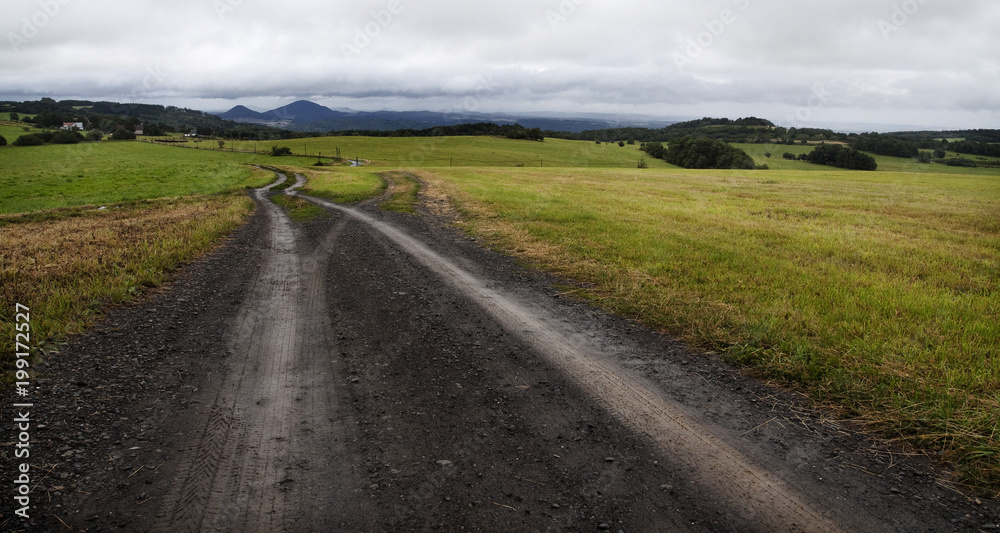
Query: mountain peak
220,105,268,120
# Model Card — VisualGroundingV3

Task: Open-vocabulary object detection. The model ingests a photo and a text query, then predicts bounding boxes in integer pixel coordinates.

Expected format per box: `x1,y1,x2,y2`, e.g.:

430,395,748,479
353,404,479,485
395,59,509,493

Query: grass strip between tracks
380,171,422,213
297,167,387,204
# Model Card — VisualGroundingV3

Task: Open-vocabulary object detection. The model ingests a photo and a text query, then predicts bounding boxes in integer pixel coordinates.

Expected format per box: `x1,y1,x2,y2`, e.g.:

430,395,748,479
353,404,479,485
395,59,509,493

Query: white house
61,122,84,131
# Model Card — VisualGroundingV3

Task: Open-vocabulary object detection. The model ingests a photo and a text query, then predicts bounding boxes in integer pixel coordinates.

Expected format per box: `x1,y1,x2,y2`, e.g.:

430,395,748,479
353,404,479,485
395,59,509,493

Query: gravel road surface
3,172,997,532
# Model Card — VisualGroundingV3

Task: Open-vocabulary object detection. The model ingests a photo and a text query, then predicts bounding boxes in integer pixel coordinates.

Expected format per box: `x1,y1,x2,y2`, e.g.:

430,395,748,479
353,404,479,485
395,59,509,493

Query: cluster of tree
545,118,855,146
890,128,1000,144
548,117,778,144
500,124,544,141
332,122,544,141
639,141,667,160
802,144,877,171
940,157,979,167
12,130,88,146
642,136,756,169
847,133,919,158
25,111,81,129
946,140,1000,158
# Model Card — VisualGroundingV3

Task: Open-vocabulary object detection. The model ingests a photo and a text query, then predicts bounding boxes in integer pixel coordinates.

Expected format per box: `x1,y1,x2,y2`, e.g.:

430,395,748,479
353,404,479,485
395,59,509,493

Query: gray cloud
1,0,997,129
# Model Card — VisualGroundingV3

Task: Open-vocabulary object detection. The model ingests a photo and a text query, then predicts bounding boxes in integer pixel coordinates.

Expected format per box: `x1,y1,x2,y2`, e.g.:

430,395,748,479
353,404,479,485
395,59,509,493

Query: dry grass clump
1,195,253,379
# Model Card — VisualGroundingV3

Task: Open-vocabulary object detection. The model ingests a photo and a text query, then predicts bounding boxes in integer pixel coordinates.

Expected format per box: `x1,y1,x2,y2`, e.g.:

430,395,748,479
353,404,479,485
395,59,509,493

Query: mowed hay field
416,166,1000,488
0,142,279,383
0,141,289,214
223,135,672,168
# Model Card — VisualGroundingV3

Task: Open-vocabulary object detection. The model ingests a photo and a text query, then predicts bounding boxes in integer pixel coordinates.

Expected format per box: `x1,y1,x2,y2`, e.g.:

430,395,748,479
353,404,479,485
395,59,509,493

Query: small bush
13,134,45,147
51,130,83,144
942,157,978,167
782,153,797,160
637,157,648,169
0,134,6,147
86,130,104,142
271,146,292,156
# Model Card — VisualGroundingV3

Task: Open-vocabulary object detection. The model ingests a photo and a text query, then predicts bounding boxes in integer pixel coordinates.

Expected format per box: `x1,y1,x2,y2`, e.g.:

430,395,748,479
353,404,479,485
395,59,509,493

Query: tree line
331,122,544,141
1,98,304,141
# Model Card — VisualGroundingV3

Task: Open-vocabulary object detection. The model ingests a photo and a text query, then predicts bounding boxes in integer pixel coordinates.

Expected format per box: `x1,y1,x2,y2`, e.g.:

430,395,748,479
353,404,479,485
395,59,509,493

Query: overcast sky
2,0,997,131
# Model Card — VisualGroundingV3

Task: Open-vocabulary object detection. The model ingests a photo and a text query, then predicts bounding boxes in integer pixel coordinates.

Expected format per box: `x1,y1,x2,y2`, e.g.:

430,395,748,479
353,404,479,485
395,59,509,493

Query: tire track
155,173,355,532
292,182,847,533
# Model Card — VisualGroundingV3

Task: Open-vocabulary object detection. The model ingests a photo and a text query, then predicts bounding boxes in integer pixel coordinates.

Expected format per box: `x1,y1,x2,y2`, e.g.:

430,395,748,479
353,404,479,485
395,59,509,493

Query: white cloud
0,0,997,129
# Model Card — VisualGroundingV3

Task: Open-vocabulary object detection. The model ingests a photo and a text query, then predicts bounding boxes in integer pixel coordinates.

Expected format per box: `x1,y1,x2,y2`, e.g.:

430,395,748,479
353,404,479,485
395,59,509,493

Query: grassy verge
417,167,1000,491
380,171,421,213
0,195,255,383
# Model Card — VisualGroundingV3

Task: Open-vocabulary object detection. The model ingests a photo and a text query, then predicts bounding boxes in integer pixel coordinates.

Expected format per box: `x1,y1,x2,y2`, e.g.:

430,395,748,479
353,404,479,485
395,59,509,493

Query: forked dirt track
3,173,997,532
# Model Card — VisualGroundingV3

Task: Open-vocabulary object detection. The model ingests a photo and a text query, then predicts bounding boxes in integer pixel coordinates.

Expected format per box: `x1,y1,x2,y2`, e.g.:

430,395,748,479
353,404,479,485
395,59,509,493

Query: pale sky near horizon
1,0,997,130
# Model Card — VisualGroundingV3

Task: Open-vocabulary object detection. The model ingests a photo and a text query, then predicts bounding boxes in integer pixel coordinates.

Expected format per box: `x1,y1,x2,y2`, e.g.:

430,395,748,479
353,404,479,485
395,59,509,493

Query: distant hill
0,98,302,140
219,100,676,133
220,100,347,127
219,105,270,122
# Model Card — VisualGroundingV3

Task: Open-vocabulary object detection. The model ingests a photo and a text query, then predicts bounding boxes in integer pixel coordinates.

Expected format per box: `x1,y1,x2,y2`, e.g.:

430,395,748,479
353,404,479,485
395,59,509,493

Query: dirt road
3,173,997,532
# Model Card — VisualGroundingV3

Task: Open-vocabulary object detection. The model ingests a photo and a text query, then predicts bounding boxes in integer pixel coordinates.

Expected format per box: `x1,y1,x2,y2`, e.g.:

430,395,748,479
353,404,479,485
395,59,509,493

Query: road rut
155,175,363,531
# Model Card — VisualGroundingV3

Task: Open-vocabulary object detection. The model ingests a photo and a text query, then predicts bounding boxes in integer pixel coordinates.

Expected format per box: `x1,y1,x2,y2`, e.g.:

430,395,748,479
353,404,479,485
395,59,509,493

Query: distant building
61,122,84,131
134,125,144,136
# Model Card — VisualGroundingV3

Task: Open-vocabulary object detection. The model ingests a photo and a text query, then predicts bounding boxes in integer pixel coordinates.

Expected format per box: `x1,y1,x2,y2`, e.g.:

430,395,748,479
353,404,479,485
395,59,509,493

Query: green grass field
296,167,388,203
3,136,999,489
0,142,307,214
736,143,1000,175
208,135,672,169
0,120,43,142
417,166,1000,489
